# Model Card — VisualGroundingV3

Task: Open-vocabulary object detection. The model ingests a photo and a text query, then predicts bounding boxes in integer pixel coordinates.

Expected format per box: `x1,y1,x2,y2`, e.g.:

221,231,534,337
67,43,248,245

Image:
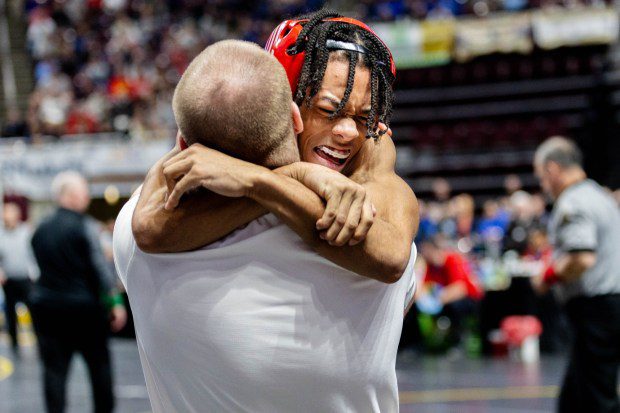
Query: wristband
103,293,124,310
542,265,560,285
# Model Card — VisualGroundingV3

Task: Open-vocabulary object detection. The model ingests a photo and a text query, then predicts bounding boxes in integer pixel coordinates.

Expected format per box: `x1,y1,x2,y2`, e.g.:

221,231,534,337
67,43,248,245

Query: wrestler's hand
162,143,266,209
289,162,375,246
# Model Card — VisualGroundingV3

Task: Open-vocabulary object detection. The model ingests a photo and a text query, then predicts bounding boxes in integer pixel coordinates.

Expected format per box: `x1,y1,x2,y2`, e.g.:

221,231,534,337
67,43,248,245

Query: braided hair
290,10,395,140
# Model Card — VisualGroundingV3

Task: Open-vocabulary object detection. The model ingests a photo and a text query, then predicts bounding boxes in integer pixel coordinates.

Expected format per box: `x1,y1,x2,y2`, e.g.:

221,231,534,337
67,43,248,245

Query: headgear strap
325,39,369,55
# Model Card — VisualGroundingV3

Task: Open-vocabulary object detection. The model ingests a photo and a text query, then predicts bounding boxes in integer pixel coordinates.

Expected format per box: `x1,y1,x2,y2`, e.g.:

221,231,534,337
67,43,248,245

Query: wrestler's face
298,58,371,173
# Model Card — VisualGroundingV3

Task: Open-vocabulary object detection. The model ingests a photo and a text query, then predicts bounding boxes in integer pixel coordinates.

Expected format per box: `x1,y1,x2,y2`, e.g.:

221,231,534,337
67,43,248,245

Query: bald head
173,40,299,168
534,136,586,199
52,170,91,212
534,136,583,169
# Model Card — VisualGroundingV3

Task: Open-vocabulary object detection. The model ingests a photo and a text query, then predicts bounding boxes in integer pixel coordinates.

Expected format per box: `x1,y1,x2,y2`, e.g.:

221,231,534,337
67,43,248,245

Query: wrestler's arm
132,150,267,252
248,165,418,283
133,157,411,282
133,146,417,282
161,137,417,282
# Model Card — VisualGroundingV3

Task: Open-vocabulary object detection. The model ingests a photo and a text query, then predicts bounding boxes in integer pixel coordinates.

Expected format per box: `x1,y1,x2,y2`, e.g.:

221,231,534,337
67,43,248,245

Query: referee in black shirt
533,137,620,413
30,171,127,413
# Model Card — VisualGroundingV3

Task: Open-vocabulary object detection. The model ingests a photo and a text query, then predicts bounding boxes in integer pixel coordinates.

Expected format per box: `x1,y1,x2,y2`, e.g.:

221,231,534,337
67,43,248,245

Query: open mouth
313,145,351,167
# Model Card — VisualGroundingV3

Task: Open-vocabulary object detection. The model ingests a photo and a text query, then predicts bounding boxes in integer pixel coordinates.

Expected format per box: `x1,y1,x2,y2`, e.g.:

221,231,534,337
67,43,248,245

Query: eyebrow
318,96,371,115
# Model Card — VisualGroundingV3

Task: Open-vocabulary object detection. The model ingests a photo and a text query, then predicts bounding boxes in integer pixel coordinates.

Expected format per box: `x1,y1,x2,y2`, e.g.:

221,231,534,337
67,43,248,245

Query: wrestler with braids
131,9,419,283
292,10,395,141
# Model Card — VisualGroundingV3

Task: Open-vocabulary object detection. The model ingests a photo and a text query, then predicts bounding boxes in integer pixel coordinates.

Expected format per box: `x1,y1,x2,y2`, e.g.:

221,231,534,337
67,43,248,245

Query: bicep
364,174,419,245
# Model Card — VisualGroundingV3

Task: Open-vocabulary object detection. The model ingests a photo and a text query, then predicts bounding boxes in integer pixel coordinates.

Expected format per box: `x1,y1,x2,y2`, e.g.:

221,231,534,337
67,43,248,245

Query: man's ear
545,160,560,176
176,131,188,150
291,101,303,135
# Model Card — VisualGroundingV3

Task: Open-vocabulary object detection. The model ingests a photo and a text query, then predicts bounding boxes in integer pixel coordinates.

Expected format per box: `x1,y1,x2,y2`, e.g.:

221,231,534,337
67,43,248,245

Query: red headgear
265,17,396,95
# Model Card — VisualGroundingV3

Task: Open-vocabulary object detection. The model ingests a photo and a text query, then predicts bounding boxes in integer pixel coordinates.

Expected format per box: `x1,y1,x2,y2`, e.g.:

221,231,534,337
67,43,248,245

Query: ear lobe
291,101,304,135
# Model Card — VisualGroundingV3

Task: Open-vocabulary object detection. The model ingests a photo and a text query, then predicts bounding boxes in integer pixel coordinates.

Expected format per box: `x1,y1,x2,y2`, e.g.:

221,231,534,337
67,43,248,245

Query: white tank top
113,195,416,413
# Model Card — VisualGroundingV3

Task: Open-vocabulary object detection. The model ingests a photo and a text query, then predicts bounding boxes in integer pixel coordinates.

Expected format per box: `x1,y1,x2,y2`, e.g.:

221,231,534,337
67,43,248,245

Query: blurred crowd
417,175,551,270
356,0,609,21
2,0,610,140
408,174,620,353
9,0,324,140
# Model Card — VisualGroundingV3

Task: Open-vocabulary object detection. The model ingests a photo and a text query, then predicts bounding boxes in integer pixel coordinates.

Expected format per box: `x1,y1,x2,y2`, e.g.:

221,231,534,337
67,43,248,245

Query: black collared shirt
30,207,115,309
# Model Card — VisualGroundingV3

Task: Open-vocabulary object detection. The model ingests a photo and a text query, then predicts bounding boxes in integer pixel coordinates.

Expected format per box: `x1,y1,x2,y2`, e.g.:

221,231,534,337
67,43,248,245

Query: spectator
504,174,523,195
1,108,29,138
418,235,484,345
504,190,537,254
432,177,452,203
475,199,510,241
0,203,37,353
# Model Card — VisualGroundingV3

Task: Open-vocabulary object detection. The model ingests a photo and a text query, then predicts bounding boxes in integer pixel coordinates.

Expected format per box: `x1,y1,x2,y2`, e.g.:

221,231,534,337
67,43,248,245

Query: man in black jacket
30,171,127,413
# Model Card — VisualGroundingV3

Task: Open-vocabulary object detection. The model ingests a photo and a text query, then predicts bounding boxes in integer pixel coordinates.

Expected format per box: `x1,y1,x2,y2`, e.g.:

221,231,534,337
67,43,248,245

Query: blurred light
457,237,472,254
473,1,490,16
104,185,120,205
437,316,451,330
113,114,130,131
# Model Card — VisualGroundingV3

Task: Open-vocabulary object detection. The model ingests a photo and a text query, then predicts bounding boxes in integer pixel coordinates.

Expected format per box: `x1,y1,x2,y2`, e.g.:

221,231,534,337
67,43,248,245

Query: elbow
378,248,411,284
132,217,166,254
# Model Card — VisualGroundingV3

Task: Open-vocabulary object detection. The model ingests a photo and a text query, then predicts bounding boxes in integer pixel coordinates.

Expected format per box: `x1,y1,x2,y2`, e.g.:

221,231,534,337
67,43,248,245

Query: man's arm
555,252,597,282
532,251,596,294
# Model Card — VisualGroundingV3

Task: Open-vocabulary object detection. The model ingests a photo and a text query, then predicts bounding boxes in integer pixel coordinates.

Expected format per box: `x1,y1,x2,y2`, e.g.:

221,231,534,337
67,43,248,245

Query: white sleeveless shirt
113,195,416,413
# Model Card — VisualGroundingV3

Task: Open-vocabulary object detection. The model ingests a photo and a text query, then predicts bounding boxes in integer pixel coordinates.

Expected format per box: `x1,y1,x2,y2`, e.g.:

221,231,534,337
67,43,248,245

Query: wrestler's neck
555,168,587,198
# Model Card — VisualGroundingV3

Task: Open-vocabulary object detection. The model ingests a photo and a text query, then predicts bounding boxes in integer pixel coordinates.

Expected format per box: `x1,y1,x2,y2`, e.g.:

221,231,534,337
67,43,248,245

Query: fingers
349,199,375,246
316,190,341,231
332,194,365,247
323,190,355,243
164,174,202,210
163,158,192,195
378,122,393,138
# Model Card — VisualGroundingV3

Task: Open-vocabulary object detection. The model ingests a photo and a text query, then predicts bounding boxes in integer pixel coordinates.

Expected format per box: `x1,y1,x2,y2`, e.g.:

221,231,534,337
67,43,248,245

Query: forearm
553,252,596,282
439,281,468,305
251,168,411,283
132,159,266,253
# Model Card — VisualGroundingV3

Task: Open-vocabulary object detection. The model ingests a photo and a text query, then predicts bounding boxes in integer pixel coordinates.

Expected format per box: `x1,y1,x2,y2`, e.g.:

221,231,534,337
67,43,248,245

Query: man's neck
59,203,83,214
556,168,587,198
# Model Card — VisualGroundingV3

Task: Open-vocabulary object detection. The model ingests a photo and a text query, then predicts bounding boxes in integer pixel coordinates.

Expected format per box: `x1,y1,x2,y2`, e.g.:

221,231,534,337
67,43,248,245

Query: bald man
532,137,620,413
31,171,126,413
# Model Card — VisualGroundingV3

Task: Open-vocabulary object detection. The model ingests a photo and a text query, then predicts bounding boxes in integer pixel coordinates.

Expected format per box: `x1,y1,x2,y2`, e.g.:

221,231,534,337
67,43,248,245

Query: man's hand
0,268,6,286
109,305,127,333
531,274,551,295
286,162,375,246
162,143,269,210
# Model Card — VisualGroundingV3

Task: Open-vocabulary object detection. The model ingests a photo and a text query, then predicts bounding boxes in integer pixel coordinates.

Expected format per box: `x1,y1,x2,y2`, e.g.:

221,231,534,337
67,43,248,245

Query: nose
331,116,359,144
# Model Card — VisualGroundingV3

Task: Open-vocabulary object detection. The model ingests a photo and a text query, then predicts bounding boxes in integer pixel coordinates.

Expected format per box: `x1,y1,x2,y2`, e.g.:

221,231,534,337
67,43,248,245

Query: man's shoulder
113,196,139,286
